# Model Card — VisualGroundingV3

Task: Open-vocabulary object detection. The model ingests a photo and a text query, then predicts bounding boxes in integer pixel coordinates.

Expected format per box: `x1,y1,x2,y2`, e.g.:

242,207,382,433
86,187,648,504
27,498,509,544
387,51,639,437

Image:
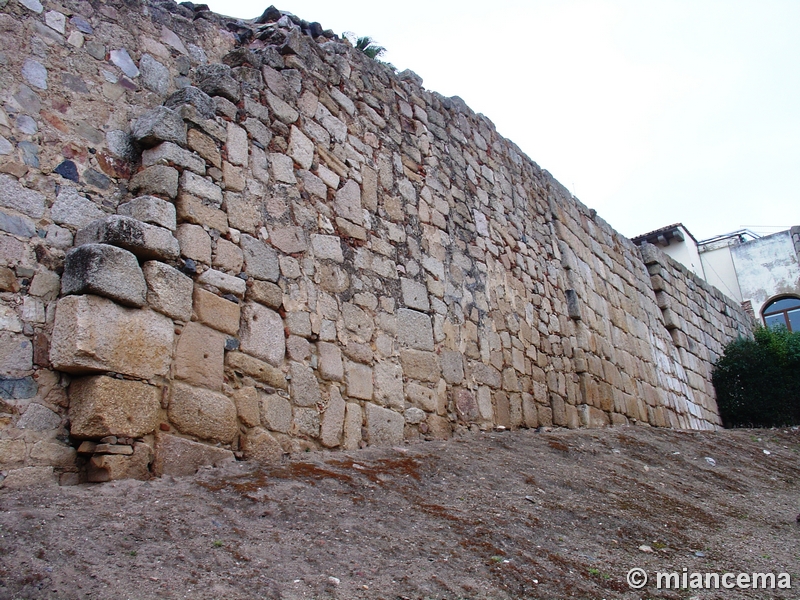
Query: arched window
762,296,800,331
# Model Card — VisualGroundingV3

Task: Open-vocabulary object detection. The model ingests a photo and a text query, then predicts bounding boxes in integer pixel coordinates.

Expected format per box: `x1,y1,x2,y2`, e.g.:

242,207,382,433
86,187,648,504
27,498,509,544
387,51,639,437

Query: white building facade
633,225,800,332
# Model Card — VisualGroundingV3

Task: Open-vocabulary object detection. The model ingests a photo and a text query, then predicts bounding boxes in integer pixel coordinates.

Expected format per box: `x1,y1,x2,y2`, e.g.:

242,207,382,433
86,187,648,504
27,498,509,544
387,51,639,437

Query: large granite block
75,216,179,261
61,244,147,307
50,295,173,379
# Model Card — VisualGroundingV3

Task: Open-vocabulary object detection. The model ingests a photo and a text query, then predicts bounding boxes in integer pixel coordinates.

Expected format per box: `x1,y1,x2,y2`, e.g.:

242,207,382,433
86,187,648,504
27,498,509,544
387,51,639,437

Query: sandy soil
1,426,798,600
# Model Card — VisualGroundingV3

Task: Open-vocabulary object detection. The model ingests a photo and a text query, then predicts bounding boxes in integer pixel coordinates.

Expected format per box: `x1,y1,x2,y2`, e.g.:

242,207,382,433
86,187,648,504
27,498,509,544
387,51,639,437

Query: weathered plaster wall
0,0,754,486
731,231,800,317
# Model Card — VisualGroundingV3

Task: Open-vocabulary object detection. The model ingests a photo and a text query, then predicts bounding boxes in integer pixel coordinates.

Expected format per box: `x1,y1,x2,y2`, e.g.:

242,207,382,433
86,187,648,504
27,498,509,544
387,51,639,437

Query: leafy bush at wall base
712,327,800,427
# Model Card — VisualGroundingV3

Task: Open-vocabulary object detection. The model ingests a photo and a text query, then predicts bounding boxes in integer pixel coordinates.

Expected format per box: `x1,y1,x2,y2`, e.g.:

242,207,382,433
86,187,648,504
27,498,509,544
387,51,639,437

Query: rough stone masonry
0,0,753,486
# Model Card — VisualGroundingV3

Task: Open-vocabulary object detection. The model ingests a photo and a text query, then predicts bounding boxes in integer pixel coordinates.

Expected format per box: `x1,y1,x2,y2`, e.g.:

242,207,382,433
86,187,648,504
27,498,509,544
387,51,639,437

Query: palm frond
346,33,387,60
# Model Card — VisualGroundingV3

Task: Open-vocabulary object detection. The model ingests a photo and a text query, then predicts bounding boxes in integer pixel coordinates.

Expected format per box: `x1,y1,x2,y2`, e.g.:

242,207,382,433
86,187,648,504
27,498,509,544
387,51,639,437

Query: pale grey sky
203,0,800,241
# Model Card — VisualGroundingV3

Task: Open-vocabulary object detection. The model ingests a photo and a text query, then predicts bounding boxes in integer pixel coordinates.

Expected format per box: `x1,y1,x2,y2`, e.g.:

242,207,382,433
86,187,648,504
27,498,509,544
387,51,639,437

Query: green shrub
712,326,800,427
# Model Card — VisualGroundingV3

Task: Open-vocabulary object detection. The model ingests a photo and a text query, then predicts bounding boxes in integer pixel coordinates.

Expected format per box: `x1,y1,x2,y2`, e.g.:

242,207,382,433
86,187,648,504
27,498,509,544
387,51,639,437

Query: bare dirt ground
1,426,798,600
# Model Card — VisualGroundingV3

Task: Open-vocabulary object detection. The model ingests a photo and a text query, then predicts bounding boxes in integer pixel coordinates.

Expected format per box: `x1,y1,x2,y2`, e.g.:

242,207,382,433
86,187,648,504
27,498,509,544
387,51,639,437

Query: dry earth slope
0,426,798,599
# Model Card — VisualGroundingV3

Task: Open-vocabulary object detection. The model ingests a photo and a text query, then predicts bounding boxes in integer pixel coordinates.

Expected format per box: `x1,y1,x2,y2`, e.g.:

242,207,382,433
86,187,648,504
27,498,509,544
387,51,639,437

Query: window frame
762,295,800,332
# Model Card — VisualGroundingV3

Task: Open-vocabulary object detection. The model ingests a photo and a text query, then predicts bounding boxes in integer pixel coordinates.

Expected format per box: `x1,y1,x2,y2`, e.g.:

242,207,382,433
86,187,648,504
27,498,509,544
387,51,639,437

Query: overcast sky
203,0,800,242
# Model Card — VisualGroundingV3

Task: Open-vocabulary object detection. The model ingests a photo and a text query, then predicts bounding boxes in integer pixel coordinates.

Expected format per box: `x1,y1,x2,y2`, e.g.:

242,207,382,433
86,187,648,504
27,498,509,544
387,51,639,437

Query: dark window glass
789,308,800,331
765,313,786,329
763,297,800,332
763,297,800,315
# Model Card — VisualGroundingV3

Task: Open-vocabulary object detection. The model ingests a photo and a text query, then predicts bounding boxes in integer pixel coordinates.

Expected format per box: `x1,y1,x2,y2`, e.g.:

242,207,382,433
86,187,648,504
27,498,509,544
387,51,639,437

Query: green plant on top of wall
343,32,395,70
353,35,386,59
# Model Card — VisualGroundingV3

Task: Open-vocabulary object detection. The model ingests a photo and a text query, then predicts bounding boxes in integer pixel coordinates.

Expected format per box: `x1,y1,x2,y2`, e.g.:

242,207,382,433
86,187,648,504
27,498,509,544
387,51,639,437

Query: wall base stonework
0,0,753,485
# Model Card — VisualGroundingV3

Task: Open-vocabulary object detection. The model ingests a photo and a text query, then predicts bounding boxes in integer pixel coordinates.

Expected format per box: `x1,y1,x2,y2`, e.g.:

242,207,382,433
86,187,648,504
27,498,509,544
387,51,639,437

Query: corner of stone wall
636,241,755,428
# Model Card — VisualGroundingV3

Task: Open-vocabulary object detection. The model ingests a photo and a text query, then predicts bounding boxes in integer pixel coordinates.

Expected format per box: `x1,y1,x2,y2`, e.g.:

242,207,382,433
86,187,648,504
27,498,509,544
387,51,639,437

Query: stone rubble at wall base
0,0,753,486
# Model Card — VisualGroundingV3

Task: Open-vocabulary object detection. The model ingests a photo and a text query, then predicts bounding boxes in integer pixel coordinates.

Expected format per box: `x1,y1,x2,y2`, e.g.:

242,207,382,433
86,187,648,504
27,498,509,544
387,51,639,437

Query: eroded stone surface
61,244,147,307
240,234,280,281
173,322,226,390
343,402,362,450
69,375,160,439
334,179,362,225
441,351,465,385
0,332,33,376
153,433,234,477
118,196,177,231
86,442,153,483
51,188,105,228
345,361,372,400
260,393,291,433
17,403,60,430
197,269,246,297
176,223,211,263
399,349,440,383
365,403,403,447
397,309,434,351
401,278,429,312
287,125,314,170
143,142,204,175
311,234,343,262
129,166,179,199
317,341,343,381
0,174,45,218
320,385,345,448
239,302,284,367
231,387,260,428
289,362,320,408
292,406,320,438
240,427,283,464
192,287,240,335
75,216,180,261
131,106,187,148
168,382,238,443
50,295,173,379
374,361,404,410
226,352,287,389
143,261,193,321
1,466,58,488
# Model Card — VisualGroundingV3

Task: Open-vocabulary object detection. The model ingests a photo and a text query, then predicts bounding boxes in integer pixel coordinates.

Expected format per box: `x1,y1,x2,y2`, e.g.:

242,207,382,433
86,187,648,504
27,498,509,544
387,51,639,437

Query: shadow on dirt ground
1,426,798,599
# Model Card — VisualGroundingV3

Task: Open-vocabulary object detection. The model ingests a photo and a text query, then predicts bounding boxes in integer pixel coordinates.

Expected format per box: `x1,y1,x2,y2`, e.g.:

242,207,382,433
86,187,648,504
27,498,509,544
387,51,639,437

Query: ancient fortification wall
0,0,753,486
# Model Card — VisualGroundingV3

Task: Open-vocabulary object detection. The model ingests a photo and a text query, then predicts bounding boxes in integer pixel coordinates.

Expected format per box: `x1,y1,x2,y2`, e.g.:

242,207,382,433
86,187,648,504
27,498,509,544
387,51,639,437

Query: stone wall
0,0,754,486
